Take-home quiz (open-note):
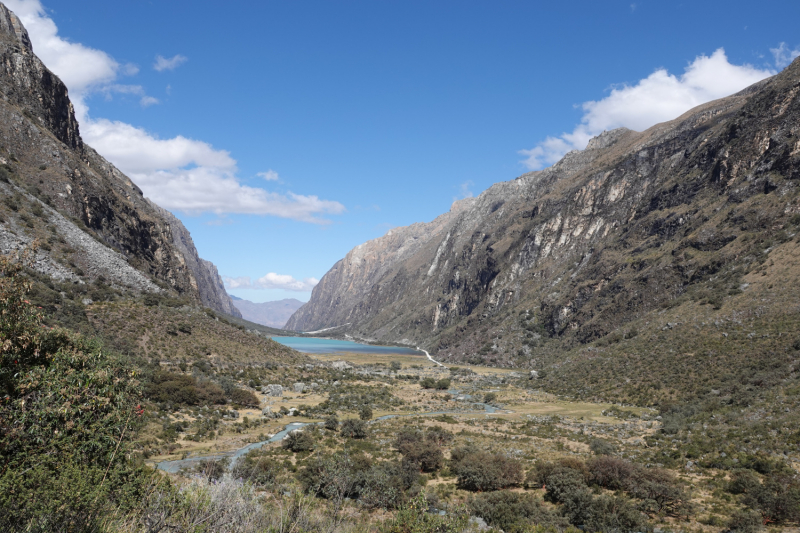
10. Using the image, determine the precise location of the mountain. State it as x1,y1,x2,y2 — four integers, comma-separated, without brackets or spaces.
230,297,304,329
0,4,240,318
287,55,800,374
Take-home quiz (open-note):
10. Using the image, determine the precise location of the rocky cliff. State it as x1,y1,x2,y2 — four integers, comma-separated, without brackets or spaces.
288,56,800,367
0,3,238,316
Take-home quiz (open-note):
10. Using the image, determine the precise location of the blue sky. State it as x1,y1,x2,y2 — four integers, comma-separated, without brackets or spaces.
6,0,800,302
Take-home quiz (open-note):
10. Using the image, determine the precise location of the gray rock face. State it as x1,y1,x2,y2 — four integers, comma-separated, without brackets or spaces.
263,384,283,397
0,5,234,312
293,382,305,393
284,56,800,366
148,202,242,317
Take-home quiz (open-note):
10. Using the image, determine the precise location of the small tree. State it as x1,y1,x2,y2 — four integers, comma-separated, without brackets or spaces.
341,419,368,439
359,405,373,420
420,377,436,389
434,378,451,390
284,430,315,452
324,415,340,431
390,361,402,371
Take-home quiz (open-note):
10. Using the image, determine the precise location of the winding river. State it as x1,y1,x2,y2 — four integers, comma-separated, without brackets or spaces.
156,392,504,474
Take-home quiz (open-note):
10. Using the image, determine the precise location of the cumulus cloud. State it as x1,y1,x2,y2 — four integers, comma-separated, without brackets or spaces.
5,0,156,119
520,49,775,170
7,0,344,223
100,84,159,107
258,170,280,181
771,42,800,69
154,54,187,72
224,274,319,292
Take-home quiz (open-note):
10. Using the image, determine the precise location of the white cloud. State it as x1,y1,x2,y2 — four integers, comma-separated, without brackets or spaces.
520,48,775,170
258,170,280,181
224,274,319,292
7,0,344,223
140,95,159,107
453,180,473,201
771,42,800,69
154,54,187,72
121,63,140,76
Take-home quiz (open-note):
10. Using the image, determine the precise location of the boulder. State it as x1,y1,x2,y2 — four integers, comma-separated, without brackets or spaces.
529,370,539,379
264,384,283,397
293,382,305,393
331,361,352,370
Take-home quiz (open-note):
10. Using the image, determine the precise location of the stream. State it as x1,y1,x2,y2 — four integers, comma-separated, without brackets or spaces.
156,392,504,474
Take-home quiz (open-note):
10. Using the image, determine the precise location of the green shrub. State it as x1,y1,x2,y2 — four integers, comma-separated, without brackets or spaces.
284,430,315,453
340,418,368,439
324,415,339,431
0,252,152,530
359,405,373,420
469,491,568,532
420,377,436,389
434,378,451,390
450,447,523,491
378,493,468,533
232,450,281,487
191,457,230,482
589,438,617,456
726,509,764,533
229,387,259,407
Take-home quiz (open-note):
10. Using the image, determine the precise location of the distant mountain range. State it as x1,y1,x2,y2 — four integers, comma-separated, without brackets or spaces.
230,296,304,329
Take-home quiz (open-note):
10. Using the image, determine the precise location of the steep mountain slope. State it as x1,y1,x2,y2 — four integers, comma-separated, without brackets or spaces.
230,296,304,328
288,56,800,373
0,3,239,317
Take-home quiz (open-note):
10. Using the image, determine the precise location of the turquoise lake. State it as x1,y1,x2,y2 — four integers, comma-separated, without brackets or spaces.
271,336,423,355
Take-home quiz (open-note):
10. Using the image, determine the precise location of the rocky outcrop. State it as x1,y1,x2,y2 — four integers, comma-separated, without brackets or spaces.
148,202,241,317
0,3,235,315
0,4,81,151
285,197,475,331
288,56,800,365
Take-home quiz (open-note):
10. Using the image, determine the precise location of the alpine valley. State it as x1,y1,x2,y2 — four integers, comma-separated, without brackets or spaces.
3,2,800,532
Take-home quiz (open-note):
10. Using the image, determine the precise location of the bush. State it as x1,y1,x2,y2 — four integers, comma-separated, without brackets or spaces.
580,494,648,533
434,378,451,390
229,388,259,408
360,461,417,510
0,252,152,530
587,455,635,490
738,473,800,524
284,430,315,453
451,448,523,491
324,415,339,431
340,419,368,439
589,438,617,456
145,370,226,406
395,431,443,473
192,458,230,482
359,405,373,420
727,509,764,533
469,491,568,532
728,469,761,495
379,493,468,533
232,451,281,487
483,392,497,403
420,377,436,389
